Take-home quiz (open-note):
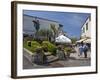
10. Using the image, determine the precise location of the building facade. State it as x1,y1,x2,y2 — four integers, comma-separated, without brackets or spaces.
76,16,91,44
81,16,91,39
23,14,63,41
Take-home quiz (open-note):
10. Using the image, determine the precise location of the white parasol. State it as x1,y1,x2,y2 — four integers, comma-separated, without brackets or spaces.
55,35,71,43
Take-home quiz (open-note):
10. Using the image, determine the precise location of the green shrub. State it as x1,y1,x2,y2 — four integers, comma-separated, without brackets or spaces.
42,41,56,54
24,41,34,54
31,41,41,46
64,47,73,53
32,46,42,52
25,41,57,54
27,41,31,47
42,46,48,52
24,41,42,53
64,47,73,57
31,41,41,52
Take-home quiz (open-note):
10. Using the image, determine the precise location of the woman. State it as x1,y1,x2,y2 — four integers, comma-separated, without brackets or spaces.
83,43,88,58
78,44,83,56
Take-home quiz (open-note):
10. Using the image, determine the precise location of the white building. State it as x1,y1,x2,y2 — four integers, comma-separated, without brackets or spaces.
77,16,91,43
81,16,91,39
23,14,62,39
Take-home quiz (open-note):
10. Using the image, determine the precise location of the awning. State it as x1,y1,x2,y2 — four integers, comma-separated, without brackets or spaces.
76,38,87,43
83,39,91,43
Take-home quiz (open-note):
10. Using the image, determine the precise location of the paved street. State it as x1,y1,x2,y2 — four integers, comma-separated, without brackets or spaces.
70,47,91,59
23,47,91,69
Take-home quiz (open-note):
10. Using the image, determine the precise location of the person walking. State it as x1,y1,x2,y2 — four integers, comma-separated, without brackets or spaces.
78,44,83,56
83,43,88,58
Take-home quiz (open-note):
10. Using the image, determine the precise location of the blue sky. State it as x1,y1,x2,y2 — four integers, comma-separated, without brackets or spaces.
23,10,90,39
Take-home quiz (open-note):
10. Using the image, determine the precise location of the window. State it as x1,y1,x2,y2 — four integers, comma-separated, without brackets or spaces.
83,27,85,33
86,23,88,31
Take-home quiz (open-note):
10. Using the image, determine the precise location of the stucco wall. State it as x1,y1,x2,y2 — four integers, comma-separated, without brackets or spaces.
81,17,91,38
23,15,60,35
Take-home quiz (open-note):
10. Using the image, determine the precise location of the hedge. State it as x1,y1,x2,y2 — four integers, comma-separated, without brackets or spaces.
41,41,56,54
23,41,41,53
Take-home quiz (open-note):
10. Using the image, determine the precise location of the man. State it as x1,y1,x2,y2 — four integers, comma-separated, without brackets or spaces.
83,43,88,58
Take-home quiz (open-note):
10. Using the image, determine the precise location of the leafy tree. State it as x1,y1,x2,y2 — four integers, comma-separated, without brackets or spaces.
50,24,57,41
37,29,53,41
70,37,78,44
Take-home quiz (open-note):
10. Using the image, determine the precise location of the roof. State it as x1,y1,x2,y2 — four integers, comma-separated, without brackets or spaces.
81,16,91,29
76,38,87,43
83,38,91,43
24,14,60,23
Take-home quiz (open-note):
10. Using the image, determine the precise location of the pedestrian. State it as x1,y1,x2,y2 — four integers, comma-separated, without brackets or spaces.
78,44,83,56
83,43,88,58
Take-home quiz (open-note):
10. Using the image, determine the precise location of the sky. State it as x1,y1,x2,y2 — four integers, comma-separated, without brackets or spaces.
23,10,90,39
